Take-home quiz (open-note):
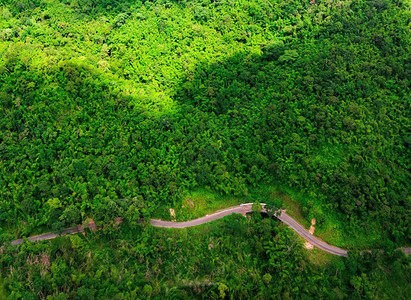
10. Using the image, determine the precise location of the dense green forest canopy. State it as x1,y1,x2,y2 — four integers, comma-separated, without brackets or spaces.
1,0,409,242
0,0,410,298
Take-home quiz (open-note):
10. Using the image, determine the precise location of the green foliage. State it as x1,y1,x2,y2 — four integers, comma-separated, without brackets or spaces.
262,40,285,60
0,0,409,297
60,205,81,226
0,276,7,300
1,214,410,299
252,202,263,214
265,198,282,217
1,0,409,244
218,283,228,298
278,49,298,63
143,284,152,297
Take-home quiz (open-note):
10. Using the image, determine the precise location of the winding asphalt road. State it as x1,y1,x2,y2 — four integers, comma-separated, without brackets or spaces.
10,203,411,257
150,204,349,257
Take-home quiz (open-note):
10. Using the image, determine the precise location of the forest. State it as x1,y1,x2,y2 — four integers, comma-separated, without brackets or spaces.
0,0,410,298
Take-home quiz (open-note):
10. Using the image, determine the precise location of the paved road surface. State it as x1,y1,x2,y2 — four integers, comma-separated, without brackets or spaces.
10,204,411,257
11,226,84,246
150,205,250,229
275,209,348,256
151,204,349,257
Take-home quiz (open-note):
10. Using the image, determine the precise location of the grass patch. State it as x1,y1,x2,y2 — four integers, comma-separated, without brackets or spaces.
260,184,387,250
152,189,246,222
153,185,390,251
285,227,342,266
175,190,246,221
306,247,341,266
269,189,311,229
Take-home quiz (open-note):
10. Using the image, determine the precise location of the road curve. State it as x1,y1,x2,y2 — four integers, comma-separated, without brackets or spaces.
150,205,250,229
275,209,348,256
9,204,411,257
150,204,349,257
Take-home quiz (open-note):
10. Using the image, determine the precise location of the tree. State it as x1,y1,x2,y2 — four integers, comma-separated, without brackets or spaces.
218,283,228,299
264,198,282,218
262,40,285,60
262,273,272,285
60,205,81,226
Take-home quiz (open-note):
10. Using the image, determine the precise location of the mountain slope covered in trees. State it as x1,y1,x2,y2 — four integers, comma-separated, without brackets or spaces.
0,0,410,298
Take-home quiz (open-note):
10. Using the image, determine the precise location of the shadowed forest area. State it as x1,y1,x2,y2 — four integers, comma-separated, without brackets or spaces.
0,0,410,298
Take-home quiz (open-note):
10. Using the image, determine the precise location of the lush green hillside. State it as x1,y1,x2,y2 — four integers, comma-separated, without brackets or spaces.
0,0,410,298
2,213,410,299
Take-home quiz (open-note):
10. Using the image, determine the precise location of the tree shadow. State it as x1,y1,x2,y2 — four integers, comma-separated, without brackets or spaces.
1,0,409,245
171,12,409,243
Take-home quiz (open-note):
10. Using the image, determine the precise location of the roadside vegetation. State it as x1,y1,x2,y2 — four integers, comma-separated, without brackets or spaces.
2,213,410,299
152,189,245,221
